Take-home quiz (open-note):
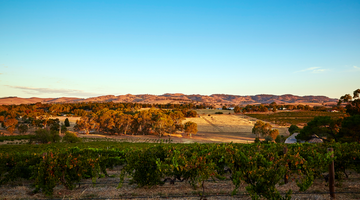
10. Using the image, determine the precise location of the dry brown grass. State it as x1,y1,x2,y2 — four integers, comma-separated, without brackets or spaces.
183,113,289,136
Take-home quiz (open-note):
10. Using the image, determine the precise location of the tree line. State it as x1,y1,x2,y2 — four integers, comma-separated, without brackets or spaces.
74,108,197,137
239,102,344,113
0,102,198,137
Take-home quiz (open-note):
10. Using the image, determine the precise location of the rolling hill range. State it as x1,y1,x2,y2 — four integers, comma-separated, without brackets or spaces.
0,94,338,105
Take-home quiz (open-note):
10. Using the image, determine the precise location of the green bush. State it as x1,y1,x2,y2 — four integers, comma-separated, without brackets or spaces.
289,124,300,134
275,135,287,143
264,136,274,142
215,112,223,114
121,145,166,187
62,132,82,143
61,125,67,133
31,129,61,144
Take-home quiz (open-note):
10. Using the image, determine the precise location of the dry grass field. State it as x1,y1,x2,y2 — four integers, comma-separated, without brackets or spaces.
178,109,289,143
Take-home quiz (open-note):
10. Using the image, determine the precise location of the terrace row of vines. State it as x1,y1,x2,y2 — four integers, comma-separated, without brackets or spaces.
1,142,359,199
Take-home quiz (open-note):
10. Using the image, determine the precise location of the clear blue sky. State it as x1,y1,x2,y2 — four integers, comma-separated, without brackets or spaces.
1,0,359,99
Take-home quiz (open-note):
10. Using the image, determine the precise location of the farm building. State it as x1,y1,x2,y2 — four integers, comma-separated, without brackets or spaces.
307,134,323,143
285,133,301,143
285,133,323,144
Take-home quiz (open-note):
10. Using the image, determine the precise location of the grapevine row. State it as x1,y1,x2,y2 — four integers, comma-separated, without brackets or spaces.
0,142,359,199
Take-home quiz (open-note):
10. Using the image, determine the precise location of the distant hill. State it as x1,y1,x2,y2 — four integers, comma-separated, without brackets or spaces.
0,93,338,106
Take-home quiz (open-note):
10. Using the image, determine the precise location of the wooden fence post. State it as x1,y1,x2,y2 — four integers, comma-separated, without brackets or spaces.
284,146,288,184
328,148,335,199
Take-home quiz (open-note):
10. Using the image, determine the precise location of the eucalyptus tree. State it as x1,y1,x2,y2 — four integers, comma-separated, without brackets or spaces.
184,121,198,138
133,110,152,135
169,110,185,131
296,116,341,142
252,121,276,139
152,113,169,137
74,114,97,134
234,106,241,114
338,89,360,116
118,114,133,135
3,118,18,135
17,124,29,134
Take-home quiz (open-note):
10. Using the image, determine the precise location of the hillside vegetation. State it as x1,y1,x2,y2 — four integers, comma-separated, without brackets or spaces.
245,111,346,126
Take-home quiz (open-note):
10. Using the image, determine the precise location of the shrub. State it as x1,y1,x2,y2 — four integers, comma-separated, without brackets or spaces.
264,136,274,142
186,110,198,118
61,125,67,133
215,112,223,114
31,129,61,144
121,146,166,187
18,124,29,134
62,132,82,143
50,123,60,132
275,135,287,143
289,124,300,134
64,118,70,127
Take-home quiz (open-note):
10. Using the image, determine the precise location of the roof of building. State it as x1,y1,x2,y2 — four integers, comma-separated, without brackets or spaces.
307,134,323,143
285,133,323,144
285,132,300,144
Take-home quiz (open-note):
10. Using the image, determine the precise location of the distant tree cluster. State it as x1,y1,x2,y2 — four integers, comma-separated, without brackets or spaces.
74,108,194,137
242,103,314,113
0,102,199,136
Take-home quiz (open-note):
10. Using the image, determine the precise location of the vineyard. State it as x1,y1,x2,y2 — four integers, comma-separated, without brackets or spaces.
0,135,33,142
245,111,346,126
1,142,359,199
